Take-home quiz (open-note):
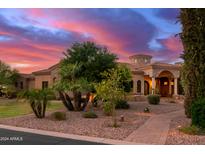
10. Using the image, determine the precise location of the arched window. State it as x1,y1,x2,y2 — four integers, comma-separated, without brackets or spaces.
137,80,141,93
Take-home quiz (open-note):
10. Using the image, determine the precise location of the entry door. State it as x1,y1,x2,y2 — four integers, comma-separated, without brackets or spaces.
160,77,169,97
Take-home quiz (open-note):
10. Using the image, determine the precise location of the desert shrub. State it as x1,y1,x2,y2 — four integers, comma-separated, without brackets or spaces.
52,111,66,121
191,98,205,128
115,100,130,109
82,111,98,118
147,94,160,105
103,101,113,116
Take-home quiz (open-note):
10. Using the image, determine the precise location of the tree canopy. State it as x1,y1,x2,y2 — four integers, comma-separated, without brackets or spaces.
62,41,118,83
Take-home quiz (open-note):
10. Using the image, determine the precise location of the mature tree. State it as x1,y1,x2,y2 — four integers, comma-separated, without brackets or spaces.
179,9,205,117
0,60,19,86
56,41,117,111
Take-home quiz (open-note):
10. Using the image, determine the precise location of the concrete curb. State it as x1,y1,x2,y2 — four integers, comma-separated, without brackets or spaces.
0,124,143,145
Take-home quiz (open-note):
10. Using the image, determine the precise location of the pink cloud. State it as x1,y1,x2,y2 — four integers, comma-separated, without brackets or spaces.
161,36,183,52
26,9,46,18
0,9,182,73
53,21,131,58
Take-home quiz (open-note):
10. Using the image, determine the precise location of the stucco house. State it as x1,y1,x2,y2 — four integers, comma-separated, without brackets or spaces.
128,54,181,97
15,54,182,97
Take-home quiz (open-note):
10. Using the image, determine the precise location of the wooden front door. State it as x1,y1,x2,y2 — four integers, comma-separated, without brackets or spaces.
160,77,169,97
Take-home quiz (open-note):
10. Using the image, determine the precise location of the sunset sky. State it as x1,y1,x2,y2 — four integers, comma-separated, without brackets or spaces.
0,8,183,73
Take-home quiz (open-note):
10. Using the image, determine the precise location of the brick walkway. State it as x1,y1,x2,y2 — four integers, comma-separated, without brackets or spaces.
125,109,184,144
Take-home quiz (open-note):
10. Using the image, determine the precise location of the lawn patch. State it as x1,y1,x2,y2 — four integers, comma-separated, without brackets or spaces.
0,99,64,118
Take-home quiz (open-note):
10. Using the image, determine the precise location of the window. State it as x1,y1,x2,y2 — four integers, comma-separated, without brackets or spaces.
20,82,23,89
42,81,49,89
15,82,18,88
137,80,141,93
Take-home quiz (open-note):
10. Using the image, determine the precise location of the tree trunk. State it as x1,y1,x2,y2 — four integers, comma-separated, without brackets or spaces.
59,91,74,111
37,101,42,118
73,91,82,111
30,101,43,118
64,93,75,110
30,101,40,118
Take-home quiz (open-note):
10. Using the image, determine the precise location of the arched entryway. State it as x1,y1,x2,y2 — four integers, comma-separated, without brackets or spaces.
159,77,169,97
157,70,174,97
144,81,150,95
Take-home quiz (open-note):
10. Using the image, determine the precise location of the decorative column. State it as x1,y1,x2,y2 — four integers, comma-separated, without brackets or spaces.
141,79,144,95
152,77,155,94
174,78,178,95
133,79,137,94
169,78,172,96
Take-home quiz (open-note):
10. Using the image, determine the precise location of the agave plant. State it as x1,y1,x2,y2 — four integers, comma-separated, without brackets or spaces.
18,89,54,118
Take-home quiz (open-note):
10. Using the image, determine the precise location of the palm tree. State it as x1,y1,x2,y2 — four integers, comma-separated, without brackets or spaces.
54,62,91,111
18,89,54,118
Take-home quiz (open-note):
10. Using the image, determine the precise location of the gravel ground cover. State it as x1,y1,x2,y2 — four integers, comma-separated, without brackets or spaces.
166,115,205,145
0,100,183,141
0,109,149,140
